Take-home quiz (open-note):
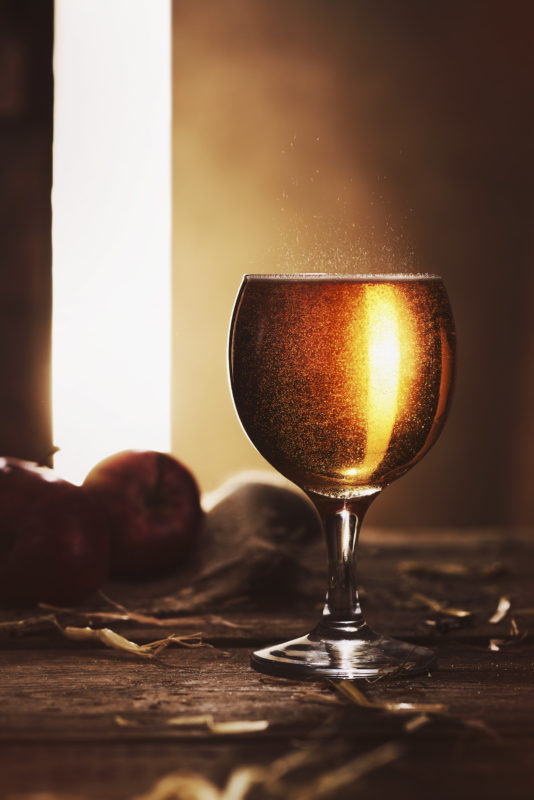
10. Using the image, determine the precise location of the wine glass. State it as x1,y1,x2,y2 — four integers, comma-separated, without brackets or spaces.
228,273,455,678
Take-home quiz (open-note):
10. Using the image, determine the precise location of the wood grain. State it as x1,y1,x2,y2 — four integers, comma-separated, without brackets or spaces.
0,529,532,800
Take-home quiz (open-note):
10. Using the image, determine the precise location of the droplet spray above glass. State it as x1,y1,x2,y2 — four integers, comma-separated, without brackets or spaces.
229,273,455,678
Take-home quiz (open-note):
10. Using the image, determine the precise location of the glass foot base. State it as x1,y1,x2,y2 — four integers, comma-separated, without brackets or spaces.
251,627,435,679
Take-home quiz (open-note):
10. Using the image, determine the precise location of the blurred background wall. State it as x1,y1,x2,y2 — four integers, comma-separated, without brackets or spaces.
1,1,532,527
172,0,534,526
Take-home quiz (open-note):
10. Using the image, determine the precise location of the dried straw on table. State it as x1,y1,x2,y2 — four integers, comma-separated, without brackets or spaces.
488,595,511,624
411,592,472,619
0,613,59,635
0,600,221,639
331,680,448,715
0,612,209,658
489,617,527,651
110,715,270,734
167,715,269,734
114,715,141,728
131,735,405,800
397,560,505,579
56,621,205,657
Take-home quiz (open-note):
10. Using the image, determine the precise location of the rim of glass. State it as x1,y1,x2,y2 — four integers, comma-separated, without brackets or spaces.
243,272,442,281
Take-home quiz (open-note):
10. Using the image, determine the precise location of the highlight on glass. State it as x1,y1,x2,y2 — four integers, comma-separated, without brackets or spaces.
229,273,455,678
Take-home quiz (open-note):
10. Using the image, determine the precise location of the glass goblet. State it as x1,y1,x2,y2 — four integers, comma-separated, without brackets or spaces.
229,273,455,678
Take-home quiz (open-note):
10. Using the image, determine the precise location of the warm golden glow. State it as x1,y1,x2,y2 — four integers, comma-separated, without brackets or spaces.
361,285,402,479
344,284,417,484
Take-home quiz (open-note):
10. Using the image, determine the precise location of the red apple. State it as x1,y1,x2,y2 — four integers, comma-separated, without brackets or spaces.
0,458,110,606
83,450,203,579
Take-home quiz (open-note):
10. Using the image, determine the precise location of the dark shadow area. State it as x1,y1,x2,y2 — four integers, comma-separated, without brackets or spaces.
0,0,54,464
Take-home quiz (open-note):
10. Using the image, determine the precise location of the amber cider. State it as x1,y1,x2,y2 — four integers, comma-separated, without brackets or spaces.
229,274,455,499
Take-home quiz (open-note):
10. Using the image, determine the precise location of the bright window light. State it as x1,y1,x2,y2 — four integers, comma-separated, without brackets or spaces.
52,0,171,484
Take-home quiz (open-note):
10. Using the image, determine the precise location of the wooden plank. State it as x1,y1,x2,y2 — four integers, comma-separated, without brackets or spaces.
0,529,532,799
0,643,532,741
1,734,532,800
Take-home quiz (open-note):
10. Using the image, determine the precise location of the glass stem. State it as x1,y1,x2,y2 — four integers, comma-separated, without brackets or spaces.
310,494,379,638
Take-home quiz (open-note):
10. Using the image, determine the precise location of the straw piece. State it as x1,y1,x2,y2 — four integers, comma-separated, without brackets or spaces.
114,715,141,727
488,596,511,624
489,617,526,651
290,741,404,800
166,715,269,734
398,560,505,579
412,592,472,618
57,621,204,658
0,614,57,634
332,681,448,714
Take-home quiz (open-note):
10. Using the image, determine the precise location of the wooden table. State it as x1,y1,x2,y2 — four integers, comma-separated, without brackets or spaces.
1,528,533,800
